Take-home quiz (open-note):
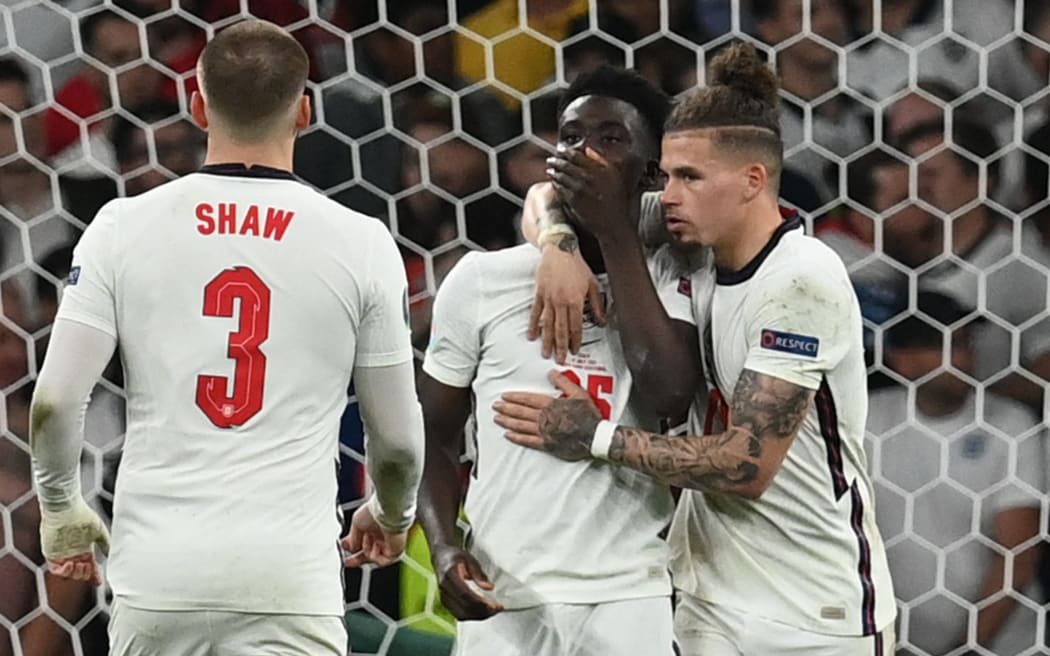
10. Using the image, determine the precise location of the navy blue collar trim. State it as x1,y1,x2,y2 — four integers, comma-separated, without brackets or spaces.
716,211,802,286
198,163,298,181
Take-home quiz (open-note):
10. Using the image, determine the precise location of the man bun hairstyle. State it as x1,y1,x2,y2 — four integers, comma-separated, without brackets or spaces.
666,42,783,181
199,19,309,143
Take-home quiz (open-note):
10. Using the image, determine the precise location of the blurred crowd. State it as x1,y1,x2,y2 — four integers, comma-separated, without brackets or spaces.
1,0,1049,654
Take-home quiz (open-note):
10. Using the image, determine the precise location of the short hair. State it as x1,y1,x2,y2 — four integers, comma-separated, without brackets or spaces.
557,65,671,148
896,118,1000,191
0,58,29,87
846,149,905,212
665,42,783,180
198,20,309,143
1024,120,1050,206
748,0,782,23
79,9,129,56
112,102,182,164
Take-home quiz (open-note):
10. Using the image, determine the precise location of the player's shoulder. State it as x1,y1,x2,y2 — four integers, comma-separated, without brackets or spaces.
761,226,852,288
982,392,1040,435
438,244,536,294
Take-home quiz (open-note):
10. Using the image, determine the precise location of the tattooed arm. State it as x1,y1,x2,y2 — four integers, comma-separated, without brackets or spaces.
496,369,813,499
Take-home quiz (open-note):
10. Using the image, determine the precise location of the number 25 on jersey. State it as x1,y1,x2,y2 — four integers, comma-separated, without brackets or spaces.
196,267,272,428
562,370,614,420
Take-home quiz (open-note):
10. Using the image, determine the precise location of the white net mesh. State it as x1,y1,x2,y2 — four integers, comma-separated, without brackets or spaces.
0,0,1047,654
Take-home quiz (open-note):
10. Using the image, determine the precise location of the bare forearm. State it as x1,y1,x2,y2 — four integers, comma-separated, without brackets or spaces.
598,231,698,417
609,425,762,494
974,545,1039,643
417,436,464,550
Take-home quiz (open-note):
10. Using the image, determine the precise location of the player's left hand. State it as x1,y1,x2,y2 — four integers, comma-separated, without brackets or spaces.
39,497,110,586
493,371,602,461
546,146,635,236
342,502,407,568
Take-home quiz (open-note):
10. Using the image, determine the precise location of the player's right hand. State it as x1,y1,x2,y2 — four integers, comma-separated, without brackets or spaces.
529,244,605,365
39,497,110,586
430,544,504,621
343,502,407,568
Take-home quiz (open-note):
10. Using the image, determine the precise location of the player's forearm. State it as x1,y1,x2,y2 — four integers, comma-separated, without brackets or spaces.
524,182,577,251
972,513,1041,644
30,390,87,512
417,433,465,550
597,229,698,417
355,362,425,533
607,425,765,497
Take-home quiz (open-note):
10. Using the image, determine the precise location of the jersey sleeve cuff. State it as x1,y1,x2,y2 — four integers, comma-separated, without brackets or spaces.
52,311,118,339
421,358,474,389
742,359,822,391
355,347,414,369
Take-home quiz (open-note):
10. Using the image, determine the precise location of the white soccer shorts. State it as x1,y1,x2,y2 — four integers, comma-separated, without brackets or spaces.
108,596,346,656
674,592,894,656
454,596,675,656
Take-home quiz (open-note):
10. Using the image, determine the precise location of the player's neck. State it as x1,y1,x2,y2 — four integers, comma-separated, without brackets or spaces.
712,199,783,273
203,136,296,174
915,385,968,417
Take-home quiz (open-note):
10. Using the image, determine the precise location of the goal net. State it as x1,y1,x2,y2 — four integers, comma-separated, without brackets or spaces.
0,0,1047,654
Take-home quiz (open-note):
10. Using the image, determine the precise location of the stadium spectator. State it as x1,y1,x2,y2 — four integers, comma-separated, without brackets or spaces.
456,0,589,108
870,291,1047,655
847,0,1039,126
0,57,42,159
899,120,1050,408
1023,1,1050,86
111,103,204,196
44,8,159,164
752,0,871,202
295,0,510,217
882,78,960,145
500,93,560,199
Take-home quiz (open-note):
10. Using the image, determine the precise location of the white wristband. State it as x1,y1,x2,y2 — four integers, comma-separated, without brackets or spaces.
538,222,577,247
590,420,618,460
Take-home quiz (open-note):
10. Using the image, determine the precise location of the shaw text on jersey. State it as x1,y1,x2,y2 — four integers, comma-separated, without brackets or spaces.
196,203,295,242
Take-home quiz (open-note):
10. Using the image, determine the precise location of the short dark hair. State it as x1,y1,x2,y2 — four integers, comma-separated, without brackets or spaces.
557,65,671,147
846,149,905,212
79,9,130,55
0,58,29,88
1024,120,1050,207
896,118,1000,191
199,20,309,143
886,291,980,349
665,42,783,180
112,102,183,164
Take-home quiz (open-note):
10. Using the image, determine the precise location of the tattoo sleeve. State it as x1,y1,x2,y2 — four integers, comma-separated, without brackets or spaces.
607,369,814,495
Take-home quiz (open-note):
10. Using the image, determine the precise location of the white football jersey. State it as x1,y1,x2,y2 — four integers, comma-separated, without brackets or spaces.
867,387,1047,655
423,243,693,609
668,217,896,636
57,164,414,615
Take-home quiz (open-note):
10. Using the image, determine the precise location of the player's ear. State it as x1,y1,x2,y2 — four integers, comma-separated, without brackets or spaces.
741,162,767,202
295,94,311,132
190,91,208,130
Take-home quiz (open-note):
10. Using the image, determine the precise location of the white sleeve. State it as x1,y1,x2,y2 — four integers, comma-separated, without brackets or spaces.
422,253,481,388
31,319,117,512
743,256,855,390
355,225,414,368
647,244,695,326
353,360,424,533
56,202,119,337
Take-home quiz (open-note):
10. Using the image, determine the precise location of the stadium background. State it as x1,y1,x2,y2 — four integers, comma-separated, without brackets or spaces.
0,0,1048,654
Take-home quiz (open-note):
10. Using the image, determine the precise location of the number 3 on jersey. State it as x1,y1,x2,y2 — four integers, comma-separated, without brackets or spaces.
196,267,271,428
562,370,614,420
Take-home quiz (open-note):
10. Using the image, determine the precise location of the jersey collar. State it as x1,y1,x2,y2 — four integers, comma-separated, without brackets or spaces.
198,163,298,181
716,208,802,286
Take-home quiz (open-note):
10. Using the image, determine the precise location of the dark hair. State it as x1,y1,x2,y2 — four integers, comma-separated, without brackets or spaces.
886,291,980,349
79,9,130,55
846,149,905,212
558,64,671,147
896,118,1000,191
1024,120,1050,207
665,42,783,178
0,58,29,87
199,20,309,142
37,244,75,304
111,102,183,164
748,0,782,23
